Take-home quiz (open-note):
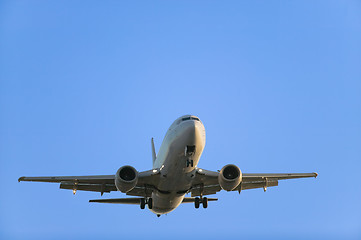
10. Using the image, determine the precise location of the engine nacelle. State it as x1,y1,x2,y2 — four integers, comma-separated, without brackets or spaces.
218,164,242,191
115,165,138,193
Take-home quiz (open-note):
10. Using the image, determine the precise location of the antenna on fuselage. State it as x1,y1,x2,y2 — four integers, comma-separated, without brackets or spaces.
151,138,156,165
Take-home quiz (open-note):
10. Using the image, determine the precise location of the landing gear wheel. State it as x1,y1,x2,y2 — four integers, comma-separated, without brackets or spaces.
148,198,153,209
202,197,208,208
140,198,145,209
194,197,200,209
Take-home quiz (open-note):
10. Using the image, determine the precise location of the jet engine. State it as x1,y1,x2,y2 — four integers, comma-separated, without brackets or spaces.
115,165,138,193
218,164,242,191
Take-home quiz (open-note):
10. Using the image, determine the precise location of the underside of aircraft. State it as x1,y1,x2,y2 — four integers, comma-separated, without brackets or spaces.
19,115,317,216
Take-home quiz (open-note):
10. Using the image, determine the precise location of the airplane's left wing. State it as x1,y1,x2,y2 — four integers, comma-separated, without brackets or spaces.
191,168,317,197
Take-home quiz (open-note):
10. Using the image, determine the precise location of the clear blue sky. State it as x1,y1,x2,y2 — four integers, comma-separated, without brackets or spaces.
1,1,360,240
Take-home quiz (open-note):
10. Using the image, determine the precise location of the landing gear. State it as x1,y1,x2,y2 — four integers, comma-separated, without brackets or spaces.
194,197,208,209
148,197,153,209
202,197,208,208
140,197,153,209
140,198,145,209
195,197,200,209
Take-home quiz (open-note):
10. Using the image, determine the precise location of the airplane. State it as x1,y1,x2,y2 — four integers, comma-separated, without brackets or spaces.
18,115,317,217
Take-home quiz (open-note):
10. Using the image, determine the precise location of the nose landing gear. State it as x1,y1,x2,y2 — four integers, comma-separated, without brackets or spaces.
185,145,196,156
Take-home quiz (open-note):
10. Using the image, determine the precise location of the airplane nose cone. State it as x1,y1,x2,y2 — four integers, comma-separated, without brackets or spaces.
183,120,197,134
182,120,206,146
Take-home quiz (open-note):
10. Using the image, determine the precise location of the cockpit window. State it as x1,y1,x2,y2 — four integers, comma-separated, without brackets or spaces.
182,117,200,121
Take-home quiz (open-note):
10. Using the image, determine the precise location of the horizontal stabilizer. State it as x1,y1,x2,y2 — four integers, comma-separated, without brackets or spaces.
89,198,141,204
182,197,218,203
89,197,218,204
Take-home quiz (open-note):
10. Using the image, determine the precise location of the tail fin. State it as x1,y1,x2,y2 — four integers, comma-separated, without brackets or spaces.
151,138,156,165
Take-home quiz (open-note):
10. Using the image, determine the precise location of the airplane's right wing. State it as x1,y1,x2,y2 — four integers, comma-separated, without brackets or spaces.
191,168,317,197
18,169,161,196
18,175,118,194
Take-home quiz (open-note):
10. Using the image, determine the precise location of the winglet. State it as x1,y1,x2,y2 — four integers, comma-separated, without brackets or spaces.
314,172,318,178
151,138,156,164
18,177,25,182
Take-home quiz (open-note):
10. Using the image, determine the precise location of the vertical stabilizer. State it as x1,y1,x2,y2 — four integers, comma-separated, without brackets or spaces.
151,138,156,165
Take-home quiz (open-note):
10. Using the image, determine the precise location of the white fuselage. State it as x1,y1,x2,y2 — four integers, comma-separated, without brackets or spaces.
150,115,206,214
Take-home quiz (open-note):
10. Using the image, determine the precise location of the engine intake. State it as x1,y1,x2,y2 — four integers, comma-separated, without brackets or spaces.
218,164,242,191
115,165,138,193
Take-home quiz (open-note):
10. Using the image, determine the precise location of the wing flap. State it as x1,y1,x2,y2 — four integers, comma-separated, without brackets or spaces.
60,182,117,193
240,179,278,190
191,185,221,197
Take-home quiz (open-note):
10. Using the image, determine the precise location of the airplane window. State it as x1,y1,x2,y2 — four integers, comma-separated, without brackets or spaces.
182,117,200,121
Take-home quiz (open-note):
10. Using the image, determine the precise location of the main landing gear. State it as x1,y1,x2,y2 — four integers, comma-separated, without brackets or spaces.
140,198,153,209
194,197,208,209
